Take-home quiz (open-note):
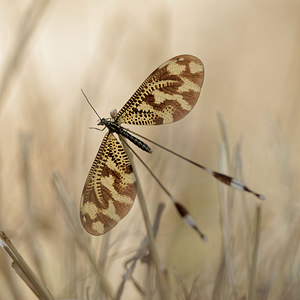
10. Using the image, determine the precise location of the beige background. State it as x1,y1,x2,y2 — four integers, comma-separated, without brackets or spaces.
0,1,299,299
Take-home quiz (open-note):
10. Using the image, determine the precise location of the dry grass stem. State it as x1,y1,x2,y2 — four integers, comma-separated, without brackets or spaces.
0,231,54,300
248,204,262,300
116,203,165,300
120,136,169,300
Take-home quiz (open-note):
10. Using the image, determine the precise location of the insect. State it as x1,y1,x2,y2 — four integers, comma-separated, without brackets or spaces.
80,54,264,238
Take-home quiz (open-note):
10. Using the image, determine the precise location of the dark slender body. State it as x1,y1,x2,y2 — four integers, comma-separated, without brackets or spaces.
98,118,152,153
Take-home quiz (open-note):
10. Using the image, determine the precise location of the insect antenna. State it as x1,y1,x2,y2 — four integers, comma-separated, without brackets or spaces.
121,138,207,241
81,89,102,119
124,128,265,200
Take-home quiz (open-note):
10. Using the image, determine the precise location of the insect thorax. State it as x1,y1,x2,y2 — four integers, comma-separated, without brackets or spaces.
97,118,152,153
98,118,120,133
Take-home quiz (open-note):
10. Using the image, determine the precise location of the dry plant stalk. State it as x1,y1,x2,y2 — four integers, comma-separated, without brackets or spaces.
120,136,169,300
0,231,54,300
213,114,264,300
248,204,262,300
115,202,165,300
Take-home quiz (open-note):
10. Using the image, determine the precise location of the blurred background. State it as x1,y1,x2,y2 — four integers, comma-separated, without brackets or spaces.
0,0,299,299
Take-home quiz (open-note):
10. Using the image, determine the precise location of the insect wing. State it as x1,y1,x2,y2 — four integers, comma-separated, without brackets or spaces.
80,132,136,235
116,54,204,125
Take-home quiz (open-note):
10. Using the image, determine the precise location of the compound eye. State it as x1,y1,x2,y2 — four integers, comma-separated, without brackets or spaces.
97,118,107,126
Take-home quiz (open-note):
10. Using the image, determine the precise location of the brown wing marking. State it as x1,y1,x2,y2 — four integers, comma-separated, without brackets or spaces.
80,132,136,235
116,54,204,125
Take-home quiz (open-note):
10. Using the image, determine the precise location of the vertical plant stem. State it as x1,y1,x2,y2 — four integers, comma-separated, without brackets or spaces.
248,204,262,300
218,132,236,287
119,136,168,300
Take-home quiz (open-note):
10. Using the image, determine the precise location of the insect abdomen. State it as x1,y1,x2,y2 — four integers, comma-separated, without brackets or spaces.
119,129,152,153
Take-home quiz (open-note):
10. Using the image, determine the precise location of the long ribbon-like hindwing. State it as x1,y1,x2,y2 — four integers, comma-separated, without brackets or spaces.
81,55,204,235
81,54,263,237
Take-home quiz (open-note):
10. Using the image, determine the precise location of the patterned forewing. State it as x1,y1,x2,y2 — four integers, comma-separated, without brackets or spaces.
80,132,136,235
116,55,204,125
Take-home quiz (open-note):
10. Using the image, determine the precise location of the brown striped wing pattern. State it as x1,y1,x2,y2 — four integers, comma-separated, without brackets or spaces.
80,132,136,235
81,55,204,235
115,55,204,126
